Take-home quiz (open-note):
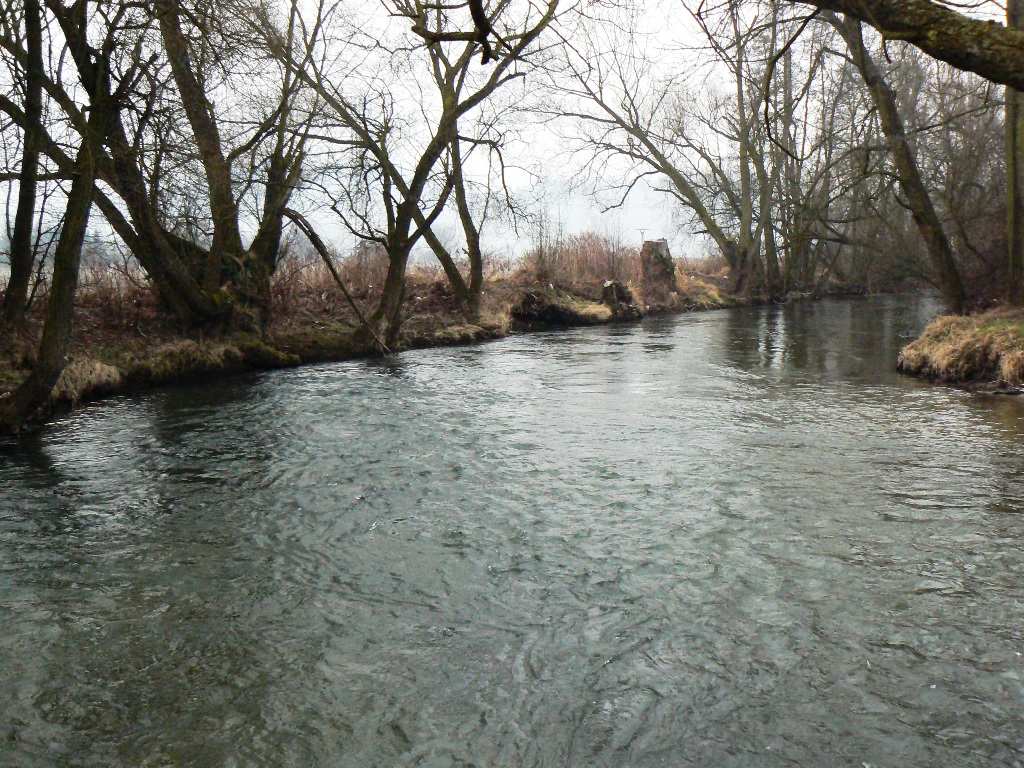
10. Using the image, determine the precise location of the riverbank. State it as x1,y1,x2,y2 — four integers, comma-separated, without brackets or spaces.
897,307,1024,392
0,272,737,431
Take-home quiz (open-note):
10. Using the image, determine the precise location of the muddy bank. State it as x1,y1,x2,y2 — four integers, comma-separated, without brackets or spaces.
1,263,889,432
0,277,739,432
897,308,1024,392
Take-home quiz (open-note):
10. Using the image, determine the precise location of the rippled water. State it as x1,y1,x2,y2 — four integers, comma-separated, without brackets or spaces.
3,296,1024,767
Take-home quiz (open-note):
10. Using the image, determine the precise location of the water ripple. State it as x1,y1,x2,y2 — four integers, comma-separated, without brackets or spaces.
2,297,1024,767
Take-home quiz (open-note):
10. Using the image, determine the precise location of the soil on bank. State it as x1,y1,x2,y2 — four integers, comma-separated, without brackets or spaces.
0,271,739,429
898,308,1024,392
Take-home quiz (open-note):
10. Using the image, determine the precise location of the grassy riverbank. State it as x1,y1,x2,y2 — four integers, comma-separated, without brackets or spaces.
898,308,1024,391
0,265,736,428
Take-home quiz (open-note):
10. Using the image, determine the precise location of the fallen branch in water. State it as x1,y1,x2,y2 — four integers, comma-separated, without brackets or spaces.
282,208,391,355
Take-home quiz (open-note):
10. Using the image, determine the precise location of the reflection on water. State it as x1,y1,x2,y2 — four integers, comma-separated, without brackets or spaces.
2,296,1024,767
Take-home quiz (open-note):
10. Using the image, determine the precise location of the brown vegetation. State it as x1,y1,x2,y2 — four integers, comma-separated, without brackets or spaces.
897,308,1024,389
0,232,737,428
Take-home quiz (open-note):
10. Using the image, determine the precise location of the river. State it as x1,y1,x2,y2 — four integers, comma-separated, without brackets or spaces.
2,296,1024,766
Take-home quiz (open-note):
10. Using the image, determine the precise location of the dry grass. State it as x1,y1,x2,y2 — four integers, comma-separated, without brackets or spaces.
52,359,123,404
3,243,730,398
518,232,735,313
507,285,615,329
521,232,642,300
128,339,248,381
268,231,730,330
0,358,29,395
898,308,1024,387
0,333,304,419
76,257,154,326
567,296,613,322
477,306,513,335
676,270,733,309
680,252,730,277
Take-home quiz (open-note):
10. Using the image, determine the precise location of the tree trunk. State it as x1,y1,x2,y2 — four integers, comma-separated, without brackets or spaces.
248,103,302,331
732,10,760,295
2,2,237,333
792,0,1024,91
156,0,245,294
1008,0,1024,303
372,241,411,349
102,126,229,328
729,244,755,296
421,139,485,321
781,43,798,292
452,141,485,320
763,211,782,298
1,0,44,332
833,14,966,313
0,124,98,432
423,229,473,314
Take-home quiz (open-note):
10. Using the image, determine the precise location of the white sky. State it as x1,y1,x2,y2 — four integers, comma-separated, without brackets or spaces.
0,0,1010,269
289,0,715,263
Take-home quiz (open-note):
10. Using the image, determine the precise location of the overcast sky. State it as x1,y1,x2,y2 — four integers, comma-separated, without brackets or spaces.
282,0,715,264
0,0,1009,271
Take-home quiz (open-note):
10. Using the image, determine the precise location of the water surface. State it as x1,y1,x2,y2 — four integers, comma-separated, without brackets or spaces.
2,296,1024,766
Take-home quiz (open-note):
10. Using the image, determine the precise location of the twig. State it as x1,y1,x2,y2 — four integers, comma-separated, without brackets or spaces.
282,208,391,354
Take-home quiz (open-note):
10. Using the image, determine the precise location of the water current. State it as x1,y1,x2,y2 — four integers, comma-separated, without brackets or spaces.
2,296,1024,766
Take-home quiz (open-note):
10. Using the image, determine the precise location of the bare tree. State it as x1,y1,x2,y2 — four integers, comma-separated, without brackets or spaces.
0,0,108,430
553,3,826,296
0,0,314,331
0,0,42,334
1008,0,1024,300
418,46,526,320
264,0,559,345
827,12,966,311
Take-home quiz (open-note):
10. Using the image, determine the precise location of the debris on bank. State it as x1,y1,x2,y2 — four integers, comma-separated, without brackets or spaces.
510,287,613,329
601,280,644,321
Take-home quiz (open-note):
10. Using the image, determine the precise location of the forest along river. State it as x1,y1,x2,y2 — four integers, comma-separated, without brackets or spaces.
2,295,1024,767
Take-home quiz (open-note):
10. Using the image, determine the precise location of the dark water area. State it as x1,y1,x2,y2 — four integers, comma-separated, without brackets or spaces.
2,296,1024,767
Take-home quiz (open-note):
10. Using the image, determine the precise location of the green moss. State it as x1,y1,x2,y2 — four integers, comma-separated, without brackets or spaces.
429,323,504,346
271,323,365,361
977,318,1024,343
0,366,28,396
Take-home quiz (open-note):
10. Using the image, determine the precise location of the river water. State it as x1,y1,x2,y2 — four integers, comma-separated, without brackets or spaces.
2,296,1024,767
